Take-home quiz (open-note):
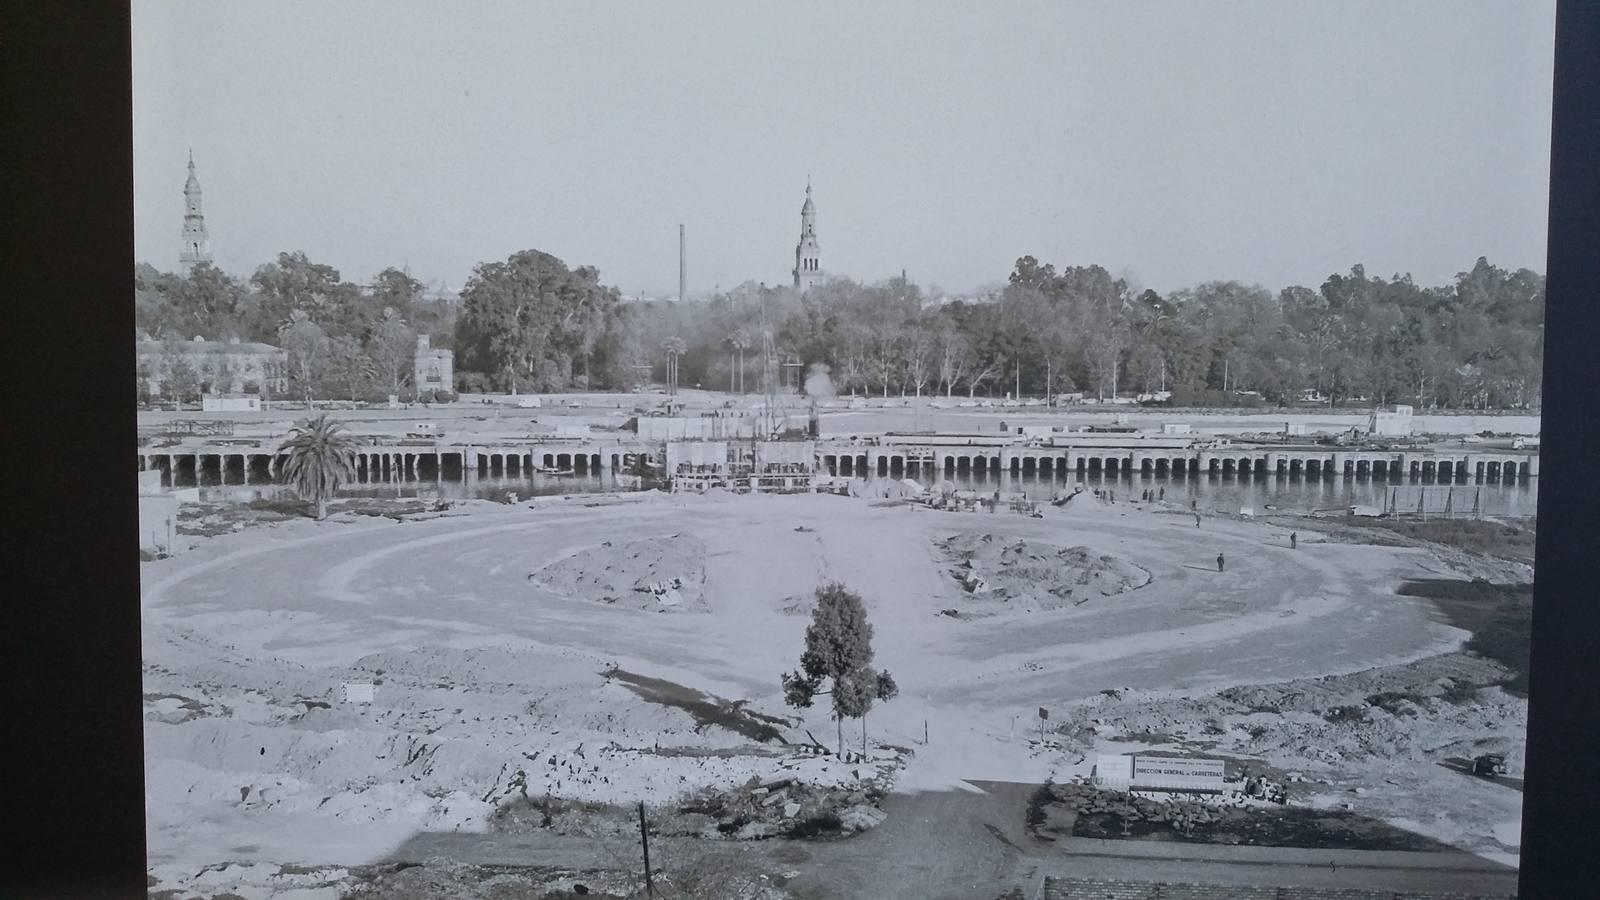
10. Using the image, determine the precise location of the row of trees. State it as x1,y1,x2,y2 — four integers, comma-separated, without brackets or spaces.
136,247,639,399
136,255,456,402
137,249,1544,409
623,256,1543,410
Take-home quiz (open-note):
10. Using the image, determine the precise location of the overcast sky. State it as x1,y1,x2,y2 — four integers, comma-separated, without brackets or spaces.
133,1,1555,297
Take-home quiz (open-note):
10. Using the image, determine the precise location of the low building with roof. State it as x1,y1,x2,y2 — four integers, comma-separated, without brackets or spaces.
136,336,288,398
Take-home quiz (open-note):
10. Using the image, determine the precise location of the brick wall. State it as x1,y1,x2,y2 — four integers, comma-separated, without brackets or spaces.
1039,878,1515,900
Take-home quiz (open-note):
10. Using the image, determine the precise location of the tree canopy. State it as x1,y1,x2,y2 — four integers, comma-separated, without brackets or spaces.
135,248,1544,410
454,249,628,393
618,255,1542,410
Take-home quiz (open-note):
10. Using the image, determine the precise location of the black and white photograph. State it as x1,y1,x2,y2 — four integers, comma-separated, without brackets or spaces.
99,1,1575,897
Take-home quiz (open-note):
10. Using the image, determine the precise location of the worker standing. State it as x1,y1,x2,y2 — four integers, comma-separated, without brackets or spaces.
1194,513,1202,528
1290,531,1298,549
1217,552,1226,572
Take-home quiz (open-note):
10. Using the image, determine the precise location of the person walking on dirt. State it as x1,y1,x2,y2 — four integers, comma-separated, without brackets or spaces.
1290,531,1298,549
1159,487,1165,501
1217,552,1226,572
1195,513,1202,528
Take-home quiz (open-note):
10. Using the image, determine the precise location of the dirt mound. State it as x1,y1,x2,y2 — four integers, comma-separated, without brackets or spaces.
1215,653,1512,716
532,534,709,612
1055,652,1526,771
938,533,1151,609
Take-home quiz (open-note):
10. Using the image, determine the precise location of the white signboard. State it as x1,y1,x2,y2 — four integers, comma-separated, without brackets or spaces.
1094,753,1134,787
342,682,375,704
1130,755,1226,791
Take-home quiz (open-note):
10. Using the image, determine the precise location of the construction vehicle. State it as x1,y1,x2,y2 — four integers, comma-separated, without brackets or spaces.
1472,753,1508,777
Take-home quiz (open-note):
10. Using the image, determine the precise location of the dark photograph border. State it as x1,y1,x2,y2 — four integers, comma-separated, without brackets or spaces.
5,3,1596,897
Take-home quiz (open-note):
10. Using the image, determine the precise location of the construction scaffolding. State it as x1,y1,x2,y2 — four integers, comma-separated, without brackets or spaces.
1384,485,1485,520
666,439,816,494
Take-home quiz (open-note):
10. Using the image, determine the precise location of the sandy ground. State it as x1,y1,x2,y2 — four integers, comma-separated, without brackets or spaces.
140,489,1520,898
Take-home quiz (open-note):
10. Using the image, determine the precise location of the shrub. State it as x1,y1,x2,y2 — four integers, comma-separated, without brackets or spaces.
455,371,494,394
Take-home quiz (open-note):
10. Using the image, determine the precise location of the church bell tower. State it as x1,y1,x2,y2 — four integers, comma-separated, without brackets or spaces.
179,150,213,274
792,179,820,291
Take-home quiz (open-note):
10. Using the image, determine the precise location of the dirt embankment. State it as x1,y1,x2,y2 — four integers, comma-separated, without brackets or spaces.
1279,514,1534,694
1053,653,1524,772
150,853,795,900
1289,517,1534,584
339,855,792,900
938,533,1152,611
1038,651,1526,856
141,632,873,899
1033,782,1449,851
531,535,710,612
176,497,471,543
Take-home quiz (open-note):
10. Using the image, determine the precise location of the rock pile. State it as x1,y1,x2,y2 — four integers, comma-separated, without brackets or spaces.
938,533,1152,610
1045,783,1243,837
531,535,709,612
672,772,891,840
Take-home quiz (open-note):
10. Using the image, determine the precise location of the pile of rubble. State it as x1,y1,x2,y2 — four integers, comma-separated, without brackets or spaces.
670,772,891,841
531,534,709,612
637,575,688,607
938,533,1152,610
1043,782,1244,837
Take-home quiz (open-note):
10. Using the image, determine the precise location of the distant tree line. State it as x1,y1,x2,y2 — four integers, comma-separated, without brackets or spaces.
135,248,641,401
136,250,1543,409
631,255,1543,410
136,254,459,403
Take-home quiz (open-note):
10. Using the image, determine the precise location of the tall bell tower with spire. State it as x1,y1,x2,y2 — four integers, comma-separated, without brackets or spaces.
179,150,212,274
792,178,820,291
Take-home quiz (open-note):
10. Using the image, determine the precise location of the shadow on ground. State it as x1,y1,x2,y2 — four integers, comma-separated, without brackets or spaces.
1031,781,1519,858
607,668,791,743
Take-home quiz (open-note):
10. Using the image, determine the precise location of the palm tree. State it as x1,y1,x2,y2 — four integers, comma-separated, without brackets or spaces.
660,336,686,395
278,414,357,520
729,329,751,393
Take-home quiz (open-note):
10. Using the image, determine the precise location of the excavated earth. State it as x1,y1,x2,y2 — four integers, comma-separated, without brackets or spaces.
938,532,1153,610
530,534,710,612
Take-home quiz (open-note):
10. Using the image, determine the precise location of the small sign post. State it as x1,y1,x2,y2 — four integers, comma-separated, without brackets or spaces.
638,801,655,899
1038,706,1048,743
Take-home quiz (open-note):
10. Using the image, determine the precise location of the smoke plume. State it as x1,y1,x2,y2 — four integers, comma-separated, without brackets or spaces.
804,363,836,400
